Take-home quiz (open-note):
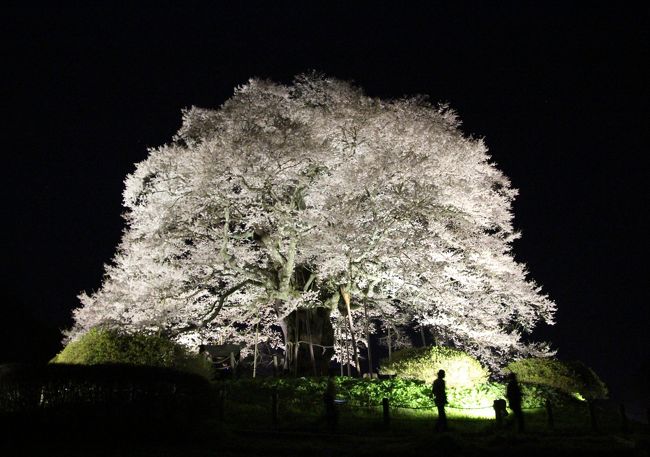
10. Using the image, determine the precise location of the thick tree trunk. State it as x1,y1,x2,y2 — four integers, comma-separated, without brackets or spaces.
253,318,259,378
306,311,317,376
340,287,361,375
283,307,334,376
274,301,290,371
363,298,373,376
338,325,344,376
294,311,299,377
344,323,351,376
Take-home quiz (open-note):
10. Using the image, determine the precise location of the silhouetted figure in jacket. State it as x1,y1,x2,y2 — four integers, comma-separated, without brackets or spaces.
506,372,524,432
324,375,338,431
432,369,448,431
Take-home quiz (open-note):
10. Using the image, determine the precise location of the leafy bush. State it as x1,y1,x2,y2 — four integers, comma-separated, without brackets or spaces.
219,376,556,410
447,382,504,409
379,346,489,388
222,376,433,409
507,358,607,400
338,377,432,408
0,363,213,439
51,328,213,379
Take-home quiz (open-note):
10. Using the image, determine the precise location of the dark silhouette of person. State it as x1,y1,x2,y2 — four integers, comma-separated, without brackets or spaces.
506,372,524,432
493,398,508,426
432,369,448,431
323,374,338,431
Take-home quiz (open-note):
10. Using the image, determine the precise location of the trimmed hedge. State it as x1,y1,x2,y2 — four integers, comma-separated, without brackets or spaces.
507,358,608,400
379,346,489,388
0,363,214,439
0,362,212,410
51,328,213,379
220,376,568,411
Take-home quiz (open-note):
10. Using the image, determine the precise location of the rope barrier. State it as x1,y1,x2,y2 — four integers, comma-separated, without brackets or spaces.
292,341,335,349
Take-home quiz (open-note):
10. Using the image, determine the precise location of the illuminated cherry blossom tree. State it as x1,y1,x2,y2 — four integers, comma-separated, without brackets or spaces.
69,74,555,371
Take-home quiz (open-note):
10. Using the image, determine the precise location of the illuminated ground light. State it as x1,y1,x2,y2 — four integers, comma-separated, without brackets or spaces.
447,406,496,419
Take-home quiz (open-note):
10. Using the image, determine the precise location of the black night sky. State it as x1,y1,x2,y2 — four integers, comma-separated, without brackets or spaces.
3,4,648,413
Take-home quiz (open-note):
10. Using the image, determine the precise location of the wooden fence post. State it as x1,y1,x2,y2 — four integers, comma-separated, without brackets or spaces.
545,399,554,430
271,389,279,427
493,399,506,427
324,391,337,432
588,401,598,433
217,388,225,421
253,319,259,378
383,397,390,427
620,403,628,433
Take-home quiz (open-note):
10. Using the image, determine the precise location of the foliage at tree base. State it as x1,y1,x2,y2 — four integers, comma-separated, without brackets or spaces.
379,346,489,388
0,362,214,437
507,358,608,400
219,375,577,411
50,328,213,378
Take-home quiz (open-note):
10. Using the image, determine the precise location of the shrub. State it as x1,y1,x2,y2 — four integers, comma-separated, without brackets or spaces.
0,363,213,439
447,382,504,409
379,346,489,388
221,376,435,409
51,328,213,379
507,358,607,400
218,376,560,413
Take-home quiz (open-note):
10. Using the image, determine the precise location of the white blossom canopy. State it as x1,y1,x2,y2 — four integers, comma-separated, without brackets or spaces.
70,74,555,367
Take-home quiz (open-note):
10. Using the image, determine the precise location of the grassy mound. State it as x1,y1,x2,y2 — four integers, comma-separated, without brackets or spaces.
507,358,607,400
379,346,489,388
51,328,213,379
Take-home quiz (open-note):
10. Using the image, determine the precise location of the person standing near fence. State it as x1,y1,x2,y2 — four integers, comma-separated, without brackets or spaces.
506,372,524,432
324,374,338,431
432,369,448,431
